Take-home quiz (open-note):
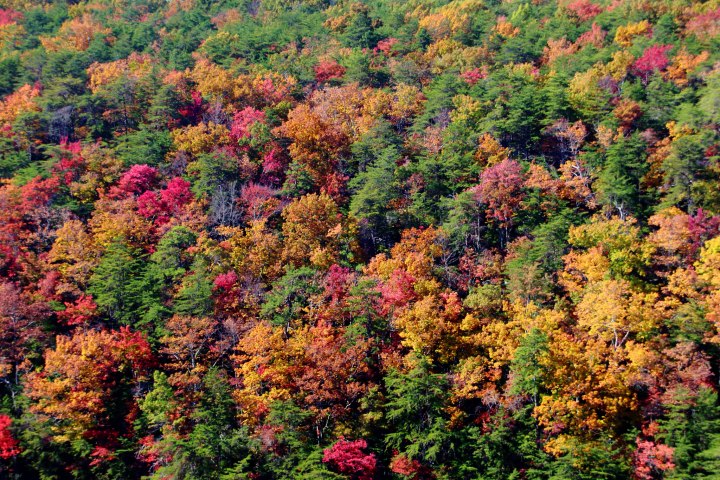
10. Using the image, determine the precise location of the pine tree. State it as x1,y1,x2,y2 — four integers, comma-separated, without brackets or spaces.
349,146,401,252
661,132,717,213
510,328,549,406
343,8,379,49
138,226,197,336
597,133,649,217
173,257,214,318
384,356,451,469
660,387,720,479
261,267,322,335
88,238,147,326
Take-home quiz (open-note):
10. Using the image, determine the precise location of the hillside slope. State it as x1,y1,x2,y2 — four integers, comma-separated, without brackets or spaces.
0,0,720,478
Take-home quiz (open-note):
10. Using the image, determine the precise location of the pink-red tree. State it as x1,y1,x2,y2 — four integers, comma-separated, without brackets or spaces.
632,45,673,83
137,177,193,224
230,107,266,142
632,438,675,479
113,164,159,197
0,9,22,26
239,183,280,222
314,61,346,83
567,0,603,21
473,159,525,245
0,415,19,459
323,437,377,480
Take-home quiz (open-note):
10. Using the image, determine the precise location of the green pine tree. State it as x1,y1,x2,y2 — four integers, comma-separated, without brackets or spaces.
88,238,147,326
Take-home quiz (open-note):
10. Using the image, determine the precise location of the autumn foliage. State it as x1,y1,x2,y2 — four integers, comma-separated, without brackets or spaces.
0,0,719,479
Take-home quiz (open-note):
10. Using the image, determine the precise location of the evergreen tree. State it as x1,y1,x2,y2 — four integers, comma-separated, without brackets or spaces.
349,146,402,252
343,8,380,49
261,267,322,335
510,328,549,406
597,133,649,217
661,387,720,479
661,132,719,213
140,226,197,335
173,257,214,319
116,126,173,167
88,238,147,326
187,150,240,198
384,356,452,470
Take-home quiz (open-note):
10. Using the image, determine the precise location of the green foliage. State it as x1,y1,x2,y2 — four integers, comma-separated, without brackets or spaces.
505,213,574,302
342,9,380,49
258,400,340,479
116,127,172,167
481,68,546,156
548,438,631,480
219,10,326,66
661,131,720,212
661,387,720,479
454,407,552,479
88,238,147,326
158,9,213,69
0,54,21,97
173,257,215,318
698,71,720,125
140,226,198,334
0,137,29,178
261,267,322,333
384,356,451,466
139,371,174,430
146,369,259,480
510,328,549,405
596,133,649,216
350,145,403,251
187,150,240,197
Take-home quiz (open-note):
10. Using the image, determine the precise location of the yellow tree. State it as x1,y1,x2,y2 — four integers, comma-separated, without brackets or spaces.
281,193,358,269
47,219,100,294
88,197,155,249
231,321,305,426
171,122,231,156
219,220,283,287
40,13,111,52
0,83,41,128
695,237,720,342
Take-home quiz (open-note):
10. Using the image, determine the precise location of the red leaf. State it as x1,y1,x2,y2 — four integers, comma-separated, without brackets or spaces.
322,437,376,480
0,415,20,459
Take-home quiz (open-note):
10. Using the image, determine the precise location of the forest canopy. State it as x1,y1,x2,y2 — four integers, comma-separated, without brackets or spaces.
0,0,720,478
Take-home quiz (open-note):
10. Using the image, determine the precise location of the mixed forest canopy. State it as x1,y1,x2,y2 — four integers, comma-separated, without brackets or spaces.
0,0,720,478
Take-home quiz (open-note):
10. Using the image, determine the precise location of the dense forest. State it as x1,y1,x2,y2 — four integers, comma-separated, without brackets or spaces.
0,0,719,478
